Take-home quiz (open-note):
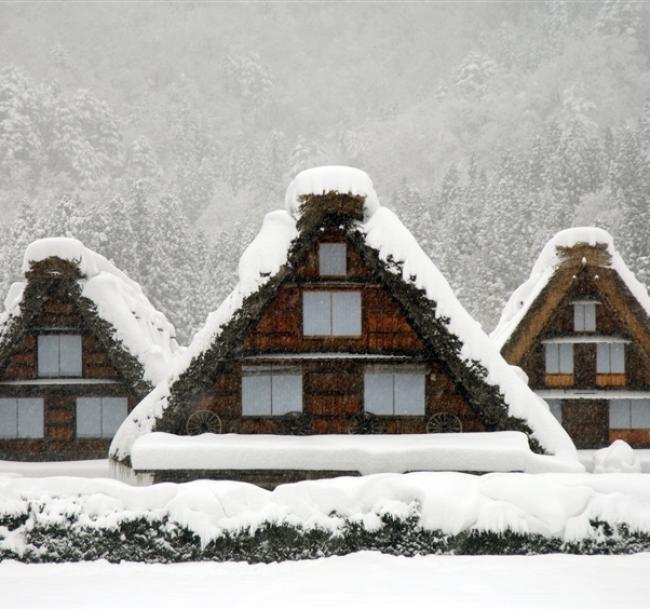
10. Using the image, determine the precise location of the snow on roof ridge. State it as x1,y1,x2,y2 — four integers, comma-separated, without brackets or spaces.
111,176,579,465
10,237,179,387
285,166,380,219
491,226,650,350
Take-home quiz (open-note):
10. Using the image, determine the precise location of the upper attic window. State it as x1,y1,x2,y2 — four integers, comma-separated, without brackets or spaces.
573,301,596,332
38,334,82,377
319,243,347,277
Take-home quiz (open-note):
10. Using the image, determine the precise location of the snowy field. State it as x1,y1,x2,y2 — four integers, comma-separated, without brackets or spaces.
2,551,650,609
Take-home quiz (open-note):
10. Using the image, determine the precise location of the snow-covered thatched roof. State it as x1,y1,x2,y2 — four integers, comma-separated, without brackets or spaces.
491,227,650,351
0,237,178,388
111,166,578,466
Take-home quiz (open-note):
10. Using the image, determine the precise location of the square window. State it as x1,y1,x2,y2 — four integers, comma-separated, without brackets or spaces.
303,291,361,337
241,367,302,416
364,367,425,416
319,243,347,276
545,343,573,374
38,335,82,377
76,397,128,438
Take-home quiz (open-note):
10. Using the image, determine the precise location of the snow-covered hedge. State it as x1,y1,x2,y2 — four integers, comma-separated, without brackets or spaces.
2,472,650,562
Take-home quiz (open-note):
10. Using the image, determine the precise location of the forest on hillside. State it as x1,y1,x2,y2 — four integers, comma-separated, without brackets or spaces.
0,1,649,341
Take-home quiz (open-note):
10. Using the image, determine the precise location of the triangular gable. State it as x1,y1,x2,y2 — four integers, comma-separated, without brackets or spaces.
112,167,576,465
492,228,650,367
0,238,178,397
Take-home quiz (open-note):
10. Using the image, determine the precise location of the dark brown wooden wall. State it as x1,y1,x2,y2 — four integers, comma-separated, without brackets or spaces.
191,361,484,435
0,280,137,460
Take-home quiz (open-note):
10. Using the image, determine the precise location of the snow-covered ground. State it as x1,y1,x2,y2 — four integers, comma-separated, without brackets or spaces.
2,551,650,608
0,459,108,478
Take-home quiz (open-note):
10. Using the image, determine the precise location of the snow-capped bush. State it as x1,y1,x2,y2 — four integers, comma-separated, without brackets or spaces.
594,440,642,474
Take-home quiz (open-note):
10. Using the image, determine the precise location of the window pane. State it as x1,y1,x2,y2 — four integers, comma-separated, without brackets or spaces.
559,344,573,374
17,398,43,438
611,343,625,374
545,344,558,373
271,374,302,415
242,373,272,415
364,371,394,415
0,398,17,438
609,399,630,429
332,292,361,336
546,399,562,423
394,373,425,415
303,292,331,336
597,343,610,373
574,304,585,331
101,397,128,437
59,335,82,377
584,303,596,331
38,335,60,377
319,243,347,276
631,399,650,429
76,397,102,437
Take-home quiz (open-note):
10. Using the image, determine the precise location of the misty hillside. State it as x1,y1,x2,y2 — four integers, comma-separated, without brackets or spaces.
0,1,649,341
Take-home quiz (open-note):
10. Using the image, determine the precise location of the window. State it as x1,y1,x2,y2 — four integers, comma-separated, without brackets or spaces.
241,366,302,416
319,243,347,276
38,335,82,377
597,343,625,374
364,367,425,415
573,302,596,332
0,398,44,438
303,291,361,336
546,399,563,423
544,343,573,374
76,397,128,438
609,399,650,429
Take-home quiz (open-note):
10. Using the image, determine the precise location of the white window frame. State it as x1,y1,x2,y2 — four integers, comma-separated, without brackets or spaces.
75,396,129,438
241,366,303,416
597,343,625,374
363,366,426,416
609,399,650,429
573,301,597,332
303,291,362,337
37,334,82,378
319,243,347,277
0,397,44,438
544,343,573,374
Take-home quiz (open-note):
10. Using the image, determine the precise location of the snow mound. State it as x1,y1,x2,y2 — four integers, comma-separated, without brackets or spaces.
2,472,650,550
6,237,179,386
594,441,641,474
491,227,650,349
285,166,380,219
130,431,582,475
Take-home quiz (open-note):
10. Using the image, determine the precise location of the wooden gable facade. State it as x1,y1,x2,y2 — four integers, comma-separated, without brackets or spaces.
499,241,650,449
0,257,152,460
120,190,561,487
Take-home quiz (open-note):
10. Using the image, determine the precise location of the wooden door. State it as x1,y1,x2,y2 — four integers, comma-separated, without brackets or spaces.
562,399,609,449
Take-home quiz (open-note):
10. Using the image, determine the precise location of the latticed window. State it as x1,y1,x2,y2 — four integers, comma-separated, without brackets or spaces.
241,366,302,416
76,397,128,438
0,398,44,438
363,366,425,416
37,334,82,377
303,291,361,336
573,302,596,332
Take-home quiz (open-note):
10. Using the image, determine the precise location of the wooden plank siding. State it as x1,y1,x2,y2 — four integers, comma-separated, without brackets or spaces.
0,285,138,461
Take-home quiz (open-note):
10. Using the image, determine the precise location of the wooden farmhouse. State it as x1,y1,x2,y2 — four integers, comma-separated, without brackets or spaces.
111,166,578,485
492,228,650,450
0,238,178,461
